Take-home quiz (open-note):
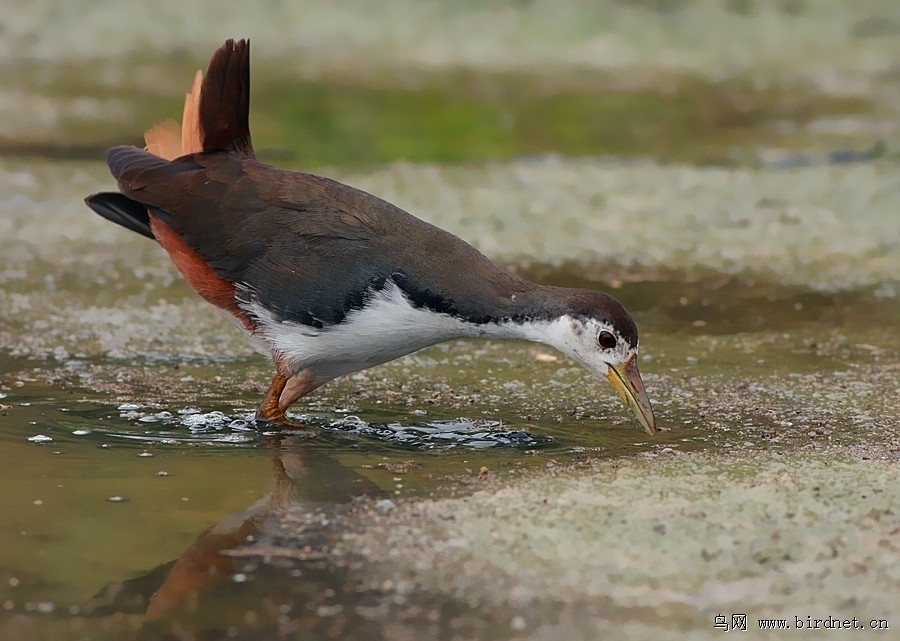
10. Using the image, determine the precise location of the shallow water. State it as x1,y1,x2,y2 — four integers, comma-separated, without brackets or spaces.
2,263,897,637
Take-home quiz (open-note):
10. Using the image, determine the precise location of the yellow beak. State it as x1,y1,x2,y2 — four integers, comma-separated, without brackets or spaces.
606,355,656,434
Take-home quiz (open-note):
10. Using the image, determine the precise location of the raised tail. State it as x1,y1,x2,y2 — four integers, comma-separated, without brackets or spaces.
198,38,253,155
87,39,253,239
143,38,253,159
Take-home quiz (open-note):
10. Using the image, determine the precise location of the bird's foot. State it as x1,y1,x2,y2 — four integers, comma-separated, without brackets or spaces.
254,407,318,435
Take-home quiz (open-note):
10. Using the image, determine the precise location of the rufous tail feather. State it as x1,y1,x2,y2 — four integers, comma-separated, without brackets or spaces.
144,70,204,160
181,70,204,155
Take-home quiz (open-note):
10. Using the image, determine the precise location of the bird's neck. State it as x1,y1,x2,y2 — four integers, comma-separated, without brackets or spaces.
456,282,582,347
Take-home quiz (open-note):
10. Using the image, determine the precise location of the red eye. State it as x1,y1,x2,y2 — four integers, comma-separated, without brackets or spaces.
598,331,617,349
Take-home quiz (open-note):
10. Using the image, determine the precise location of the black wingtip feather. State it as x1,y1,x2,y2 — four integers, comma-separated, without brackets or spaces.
85,192,155,240
105,145,168,180
199,38,253,155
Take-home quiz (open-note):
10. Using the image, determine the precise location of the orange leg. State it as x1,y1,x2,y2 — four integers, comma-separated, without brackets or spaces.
257,372,288,422
256,369,320,430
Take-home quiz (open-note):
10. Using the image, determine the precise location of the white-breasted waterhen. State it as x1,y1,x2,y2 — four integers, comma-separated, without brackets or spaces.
85,39,656,434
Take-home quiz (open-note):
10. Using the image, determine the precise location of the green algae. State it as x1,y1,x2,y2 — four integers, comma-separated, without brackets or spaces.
253,71,877,166
0,59,879,166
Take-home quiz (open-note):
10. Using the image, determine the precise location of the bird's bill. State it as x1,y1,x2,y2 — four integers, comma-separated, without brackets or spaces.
606,355,656,435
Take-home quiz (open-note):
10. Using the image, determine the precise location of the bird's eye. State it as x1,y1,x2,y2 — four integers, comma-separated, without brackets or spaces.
598,330,617,349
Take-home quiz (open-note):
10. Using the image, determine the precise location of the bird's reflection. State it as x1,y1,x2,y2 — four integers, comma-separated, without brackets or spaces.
86,434,385,634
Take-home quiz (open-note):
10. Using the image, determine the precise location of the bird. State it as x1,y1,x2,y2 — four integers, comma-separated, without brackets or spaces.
85,39,656,435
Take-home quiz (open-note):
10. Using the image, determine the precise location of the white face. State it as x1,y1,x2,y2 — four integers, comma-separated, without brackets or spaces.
537,316,636,377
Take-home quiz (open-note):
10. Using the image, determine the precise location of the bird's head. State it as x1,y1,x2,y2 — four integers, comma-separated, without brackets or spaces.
531,288,656,434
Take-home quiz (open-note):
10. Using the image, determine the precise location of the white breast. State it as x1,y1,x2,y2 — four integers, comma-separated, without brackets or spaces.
241,281,508,383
